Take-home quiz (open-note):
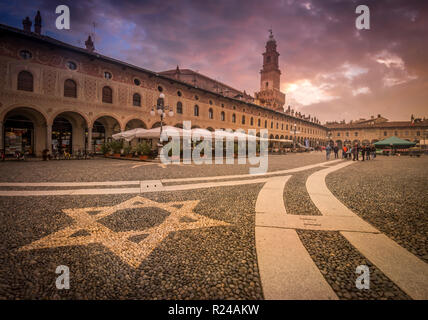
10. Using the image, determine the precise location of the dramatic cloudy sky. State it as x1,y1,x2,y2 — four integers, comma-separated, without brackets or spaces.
1,0,427,122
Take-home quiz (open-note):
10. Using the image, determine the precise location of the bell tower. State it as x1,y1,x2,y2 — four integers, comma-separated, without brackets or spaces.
255,30,285,111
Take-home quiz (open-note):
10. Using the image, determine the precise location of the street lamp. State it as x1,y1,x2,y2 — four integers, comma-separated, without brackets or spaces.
293,123,297,151
327,131,332,146
150,93,174,157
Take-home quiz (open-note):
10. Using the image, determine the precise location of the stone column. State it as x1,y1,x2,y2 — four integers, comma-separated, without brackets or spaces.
46,124,52,154
0,121,3,151
87,127,93,153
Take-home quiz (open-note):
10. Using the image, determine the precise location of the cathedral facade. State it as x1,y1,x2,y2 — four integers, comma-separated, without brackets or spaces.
0,13,329,156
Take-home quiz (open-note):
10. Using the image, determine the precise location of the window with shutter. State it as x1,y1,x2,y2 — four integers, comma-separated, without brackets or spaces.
102,86,113,103
17,71,33,92
176,102,183,114
133,93,141,106
64,79,77,98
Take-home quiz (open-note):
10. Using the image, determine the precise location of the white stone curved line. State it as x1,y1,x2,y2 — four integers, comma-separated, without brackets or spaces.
0,177,271,197
0,159,343,187
255,176,338,300
305,161,428,300
0,181,140,187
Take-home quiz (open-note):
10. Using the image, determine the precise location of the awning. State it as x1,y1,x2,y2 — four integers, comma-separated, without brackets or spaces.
374,136,416,147
112,127,292,143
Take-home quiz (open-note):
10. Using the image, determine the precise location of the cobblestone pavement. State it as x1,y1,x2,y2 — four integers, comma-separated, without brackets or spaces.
0,152,326,182
0,186,264,299
283,167,322,216
0,154,426,299
326,156,428,263
297,230,410,300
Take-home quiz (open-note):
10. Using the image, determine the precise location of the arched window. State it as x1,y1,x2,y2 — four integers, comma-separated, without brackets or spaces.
194,105,199,116
176,101,183,114
102,86,112,103
232,113,236,123
242,115,245,125
64,79,77,98
17,71,33,92
250,117,254,126
264,120,267,128
208,108,213,119
271,122,273,129
133,93,141,106
258,119,261,127
221,111,225,121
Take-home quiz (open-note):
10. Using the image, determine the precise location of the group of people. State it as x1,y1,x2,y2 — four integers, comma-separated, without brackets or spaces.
325,143,376,161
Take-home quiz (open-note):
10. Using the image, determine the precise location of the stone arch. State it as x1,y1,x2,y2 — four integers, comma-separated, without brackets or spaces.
50,109,90,127
91,115,122,153
52,111,88,154
206,127,215,132
91,113,123,130
151,122,162,128
0,103,49,124
125,119,147,130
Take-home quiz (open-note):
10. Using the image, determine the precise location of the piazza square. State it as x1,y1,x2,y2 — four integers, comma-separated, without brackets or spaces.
0,0,427,308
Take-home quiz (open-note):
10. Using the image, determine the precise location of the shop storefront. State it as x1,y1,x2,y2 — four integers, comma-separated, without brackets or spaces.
4,115,34,156
92,121,106,154
52,117,72,154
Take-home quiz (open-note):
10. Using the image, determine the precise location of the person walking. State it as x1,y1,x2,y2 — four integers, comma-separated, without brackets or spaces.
371,144,376,159
326,144,332,160
333,145,339,159
352,144,358,161
361,145,366,161
342,145,347,159
366,145,370,160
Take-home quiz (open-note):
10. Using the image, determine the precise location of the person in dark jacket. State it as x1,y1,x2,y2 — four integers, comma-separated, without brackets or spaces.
352,144,359,161
333,145,339,159
361,145,366,161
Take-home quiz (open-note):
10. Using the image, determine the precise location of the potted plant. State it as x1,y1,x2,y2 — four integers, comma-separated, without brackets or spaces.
100,142,110,156
110,140,123,157
123,145,133,158
137,142,151,160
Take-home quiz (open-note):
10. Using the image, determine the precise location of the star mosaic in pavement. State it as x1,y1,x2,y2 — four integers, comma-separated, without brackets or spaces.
19,196,230,268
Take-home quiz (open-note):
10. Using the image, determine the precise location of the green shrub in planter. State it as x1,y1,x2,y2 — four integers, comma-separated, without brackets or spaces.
110,140,123,154
100,142,110,155
142,143,152,156
136,142,152,156
123,145,132,155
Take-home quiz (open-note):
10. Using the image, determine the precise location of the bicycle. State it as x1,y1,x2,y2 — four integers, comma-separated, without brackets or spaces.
14,151,25,161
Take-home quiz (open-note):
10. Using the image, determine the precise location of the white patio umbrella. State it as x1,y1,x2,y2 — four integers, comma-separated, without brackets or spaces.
112,128,145,141
112,126,183,141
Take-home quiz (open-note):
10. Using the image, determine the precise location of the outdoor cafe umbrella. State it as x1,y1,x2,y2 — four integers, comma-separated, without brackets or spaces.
112,126,183,141
374,136,416,147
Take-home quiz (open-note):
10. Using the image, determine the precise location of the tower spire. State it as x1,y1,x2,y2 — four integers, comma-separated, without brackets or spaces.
254,30,285,112
34,10,42,35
